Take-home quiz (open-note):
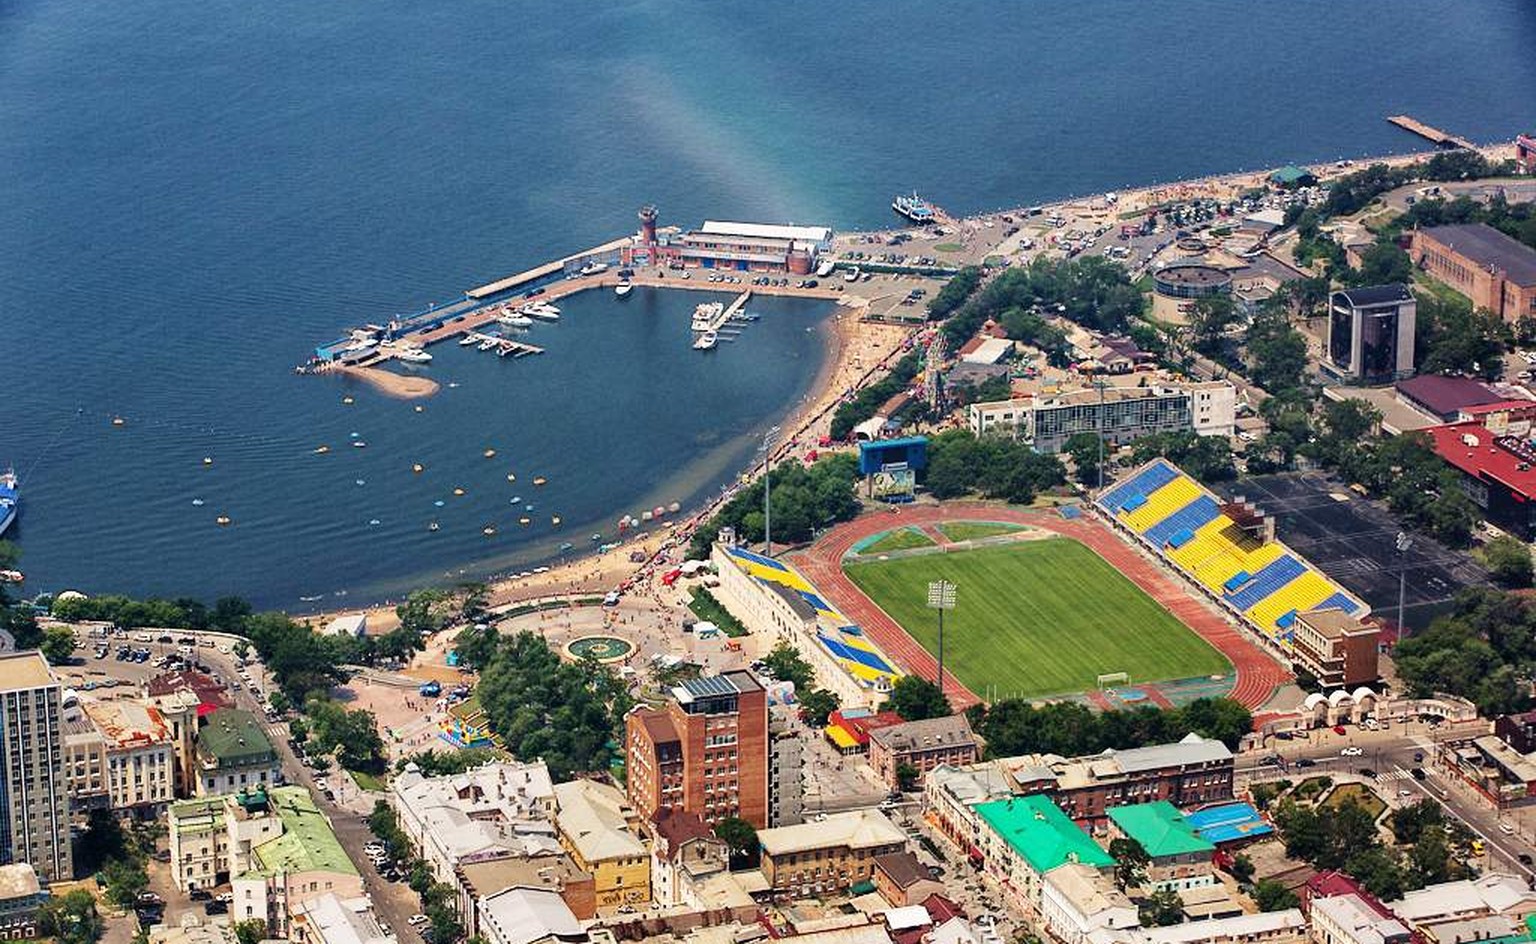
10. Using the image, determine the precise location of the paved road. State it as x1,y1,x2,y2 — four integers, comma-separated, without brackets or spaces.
192,641,426,941
1239,719,1536,878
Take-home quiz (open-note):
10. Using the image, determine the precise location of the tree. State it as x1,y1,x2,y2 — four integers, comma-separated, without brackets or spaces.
100,857,149,909
1140,888,1184,926
884,675,952,722
715,816,759,867
233,919,268,944
40,625,77,665
761,642,815,692
797,687,840,727
73,809,130,877
896,762,921,792
1063,432,1106,487
1108,838,1150,891
232,639,250,661
211,596,253,633
305,697,386,772
1188,295,1240,356
1230,853,1255,886
37,890,103,944
1252,879,1299,912
1351,242,1413,286
1345,846,1410,900
1483,534,1533,589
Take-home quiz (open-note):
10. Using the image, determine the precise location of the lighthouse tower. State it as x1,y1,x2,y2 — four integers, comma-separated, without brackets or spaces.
638,205,658,246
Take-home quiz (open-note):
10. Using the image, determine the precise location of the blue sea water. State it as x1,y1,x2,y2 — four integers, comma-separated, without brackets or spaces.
1,0,1533,608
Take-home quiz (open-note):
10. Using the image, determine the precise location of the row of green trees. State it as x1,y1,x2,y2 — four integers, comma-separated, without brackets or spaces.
967,696,1253,758
686,452,862,559
829,350,923,441
368,802,464,944
760,641,840,726
1393,585,1536,715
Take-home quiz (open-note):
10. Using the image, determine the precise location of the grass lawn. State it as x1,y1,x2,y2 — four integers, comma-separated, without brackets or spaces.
844,539,1230,699
860,528,936,555
937,521,1025,543
689,588,749,637
1323,782,1386,819
349,770,388,792
934,242,965,253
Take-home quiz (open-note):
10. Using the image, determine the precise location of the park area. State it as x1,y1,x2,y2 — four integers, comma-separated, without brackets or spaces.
843,537,1231,700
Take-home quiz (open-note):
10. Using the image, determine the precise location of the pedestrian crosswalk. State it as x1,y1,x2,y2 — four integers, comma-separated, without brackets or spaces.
1375,768,1412,783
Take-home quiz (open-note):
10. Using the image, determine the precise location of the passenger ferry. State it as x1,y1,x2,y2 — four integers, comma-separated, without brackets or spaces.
0,469,17,537
892,191,937,225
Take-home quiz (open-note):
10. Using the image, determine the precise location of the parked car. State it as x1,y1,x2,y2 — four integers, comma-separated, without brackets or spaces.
204,901,228,916
189,889,212,901
1411,767,1427,781
1340,746,1364,757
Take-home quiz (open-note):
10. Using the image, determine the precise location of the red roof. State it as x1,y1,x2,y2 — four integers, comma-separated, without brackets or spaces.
827,709,905,747
922,894,964,924
1426,421,1536,500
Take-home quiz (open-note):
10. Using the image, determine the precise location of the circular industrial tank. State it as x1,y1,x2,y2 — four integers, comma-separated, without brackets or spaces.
1153,262,1233,299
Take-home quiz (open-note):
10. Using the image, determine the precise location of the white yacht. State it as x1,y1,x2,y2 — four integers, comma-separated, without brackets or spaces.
578,261,608,277
693,330,718,351
815,259,836,278
498,312,534,328
615,282,633,298
395,347,432,363
691,301,724,332
458,335,478,346
521,302,561,321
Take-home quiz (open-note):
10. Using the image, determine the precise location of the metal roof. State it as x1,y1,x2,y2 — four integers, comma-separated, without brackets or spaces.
1421,224,1536,285
975,795,1114,874
1106,801,1215,858
699,220,832,243
1333,284,1414,307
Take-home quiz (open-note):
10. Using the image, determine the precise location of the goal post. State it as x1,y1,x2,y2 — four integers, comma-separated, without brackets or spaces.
1096,671,1130,690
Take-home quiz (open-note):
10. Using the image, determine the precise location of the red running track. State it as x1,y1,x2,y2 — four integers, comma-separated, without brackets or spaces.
788,503,1291,712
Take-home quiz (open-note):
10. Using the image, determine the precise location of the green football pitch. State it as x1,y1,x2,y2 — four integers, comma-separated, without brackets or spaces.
844,537,1231,699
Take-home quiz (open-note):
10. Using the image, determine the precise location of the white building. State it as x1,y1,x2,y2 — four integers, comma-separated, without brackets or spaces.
967,399,1034,437
1132,910,1306,944
291,892,398,944
323,614,368,638
1040,864,1140,944
1310,893,1411,944
1387,875,1536,929
965,380,1236,452
81,699,176,815
390,761,559,886
477,886,589,944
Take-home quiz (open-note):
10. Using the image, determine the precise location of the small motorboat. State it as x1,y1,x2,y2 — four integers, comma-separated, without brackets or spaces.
112,416,126,426
395,347,432,364
342,396,354,405
352,440,367,448
615,282,633,298
483,525,497,536
518,516,531,526
459,335,478,346
506,472,516,482
484,448,497,458
532,476,547,486
551,515,562,526
192,498,205,507
202,457,214,466
509,495,522,504
313,445,330,454
560,542,574,552
216,515,232,526
428,521,440,532
452,487,466,496
412,463,424,474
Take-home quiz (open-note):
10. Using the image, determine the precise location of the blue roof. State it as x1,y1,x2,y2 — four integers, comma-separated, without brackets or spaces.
817,633,894,673
1187,803,1273,844
1167,528,1195,549
729,546,786,571
1315,592,1362,616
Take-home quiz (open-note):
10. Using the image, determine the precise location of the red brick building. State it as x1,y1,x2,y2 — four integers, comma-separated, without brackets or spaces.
624,671,768,828
1290,608,1379,688
1412,224,1536,323
868,714,980,790
1517,134,1536,176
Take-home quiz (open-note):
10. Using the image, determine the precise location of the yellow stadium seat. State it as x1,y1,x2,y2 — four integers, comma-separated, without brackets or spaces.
1120,477,1203,533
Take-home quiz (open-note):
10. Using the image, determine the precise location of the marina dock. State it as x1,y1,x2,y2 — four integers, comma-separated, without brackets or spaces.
463,333,545,358
1387,115,1475,150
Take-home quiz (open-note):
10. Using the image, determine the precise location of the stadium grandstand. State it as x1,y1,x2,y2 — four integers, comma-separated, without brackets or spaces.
718,545,903,692
1095,459,1367,646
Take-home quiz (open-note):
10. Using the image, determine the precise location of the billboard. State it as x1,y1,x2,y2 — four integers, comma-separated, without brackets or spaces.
858,436,929,476
870,464,916,503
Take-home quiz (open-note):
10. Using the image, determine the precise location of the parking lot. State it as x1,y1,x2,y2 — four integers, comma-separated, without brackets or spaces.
1217,472,1489,633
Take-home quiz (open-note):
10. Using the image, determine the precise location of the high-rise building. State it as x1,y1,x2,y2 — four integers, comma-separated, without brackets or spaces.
1327,285,1416,384
625,671,768,828
0,652,72,882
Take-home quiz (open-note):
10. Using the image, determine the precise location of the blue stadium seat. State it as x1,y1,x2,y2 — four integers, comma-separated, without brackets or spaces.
1145,495,1221,546
1167,528,1195,549
1098,461,1178,513
1224,555,1307,610
1313,592,1362,616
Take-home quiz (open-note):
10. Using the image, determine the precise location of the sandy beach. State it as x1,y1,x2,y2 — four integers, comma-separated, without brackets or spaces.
333,364,441,399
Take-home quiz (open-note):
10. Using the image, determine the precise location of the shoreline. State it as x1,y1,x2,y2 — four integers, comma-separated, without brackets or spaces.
295,139,1519,631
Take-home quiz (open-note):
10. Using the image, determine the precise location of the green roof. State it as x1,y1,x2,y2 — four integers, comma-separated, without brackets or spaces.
1107,802,1215,859
197,708,275,766
169,796,226,836
1269,165,1314,184
976,796,1114,874
251,787,357,877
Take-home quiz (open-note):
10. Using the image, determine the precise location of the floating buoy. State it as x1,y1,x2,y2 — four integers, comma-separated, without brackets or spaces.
428,521,440,532
552,516,562,526
192,498,205,507
112,416,125,427
349,431,361,439
483,525,497,536
342,396,354,405
203,457,214,466
452,487,466,496
216,515,231,526
368,518,381,526
524,504,533,512
433,500,446,508
412,463,424,474
314,445,330,454
483,449,497,459
355,479,366,486
519,516,531,526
